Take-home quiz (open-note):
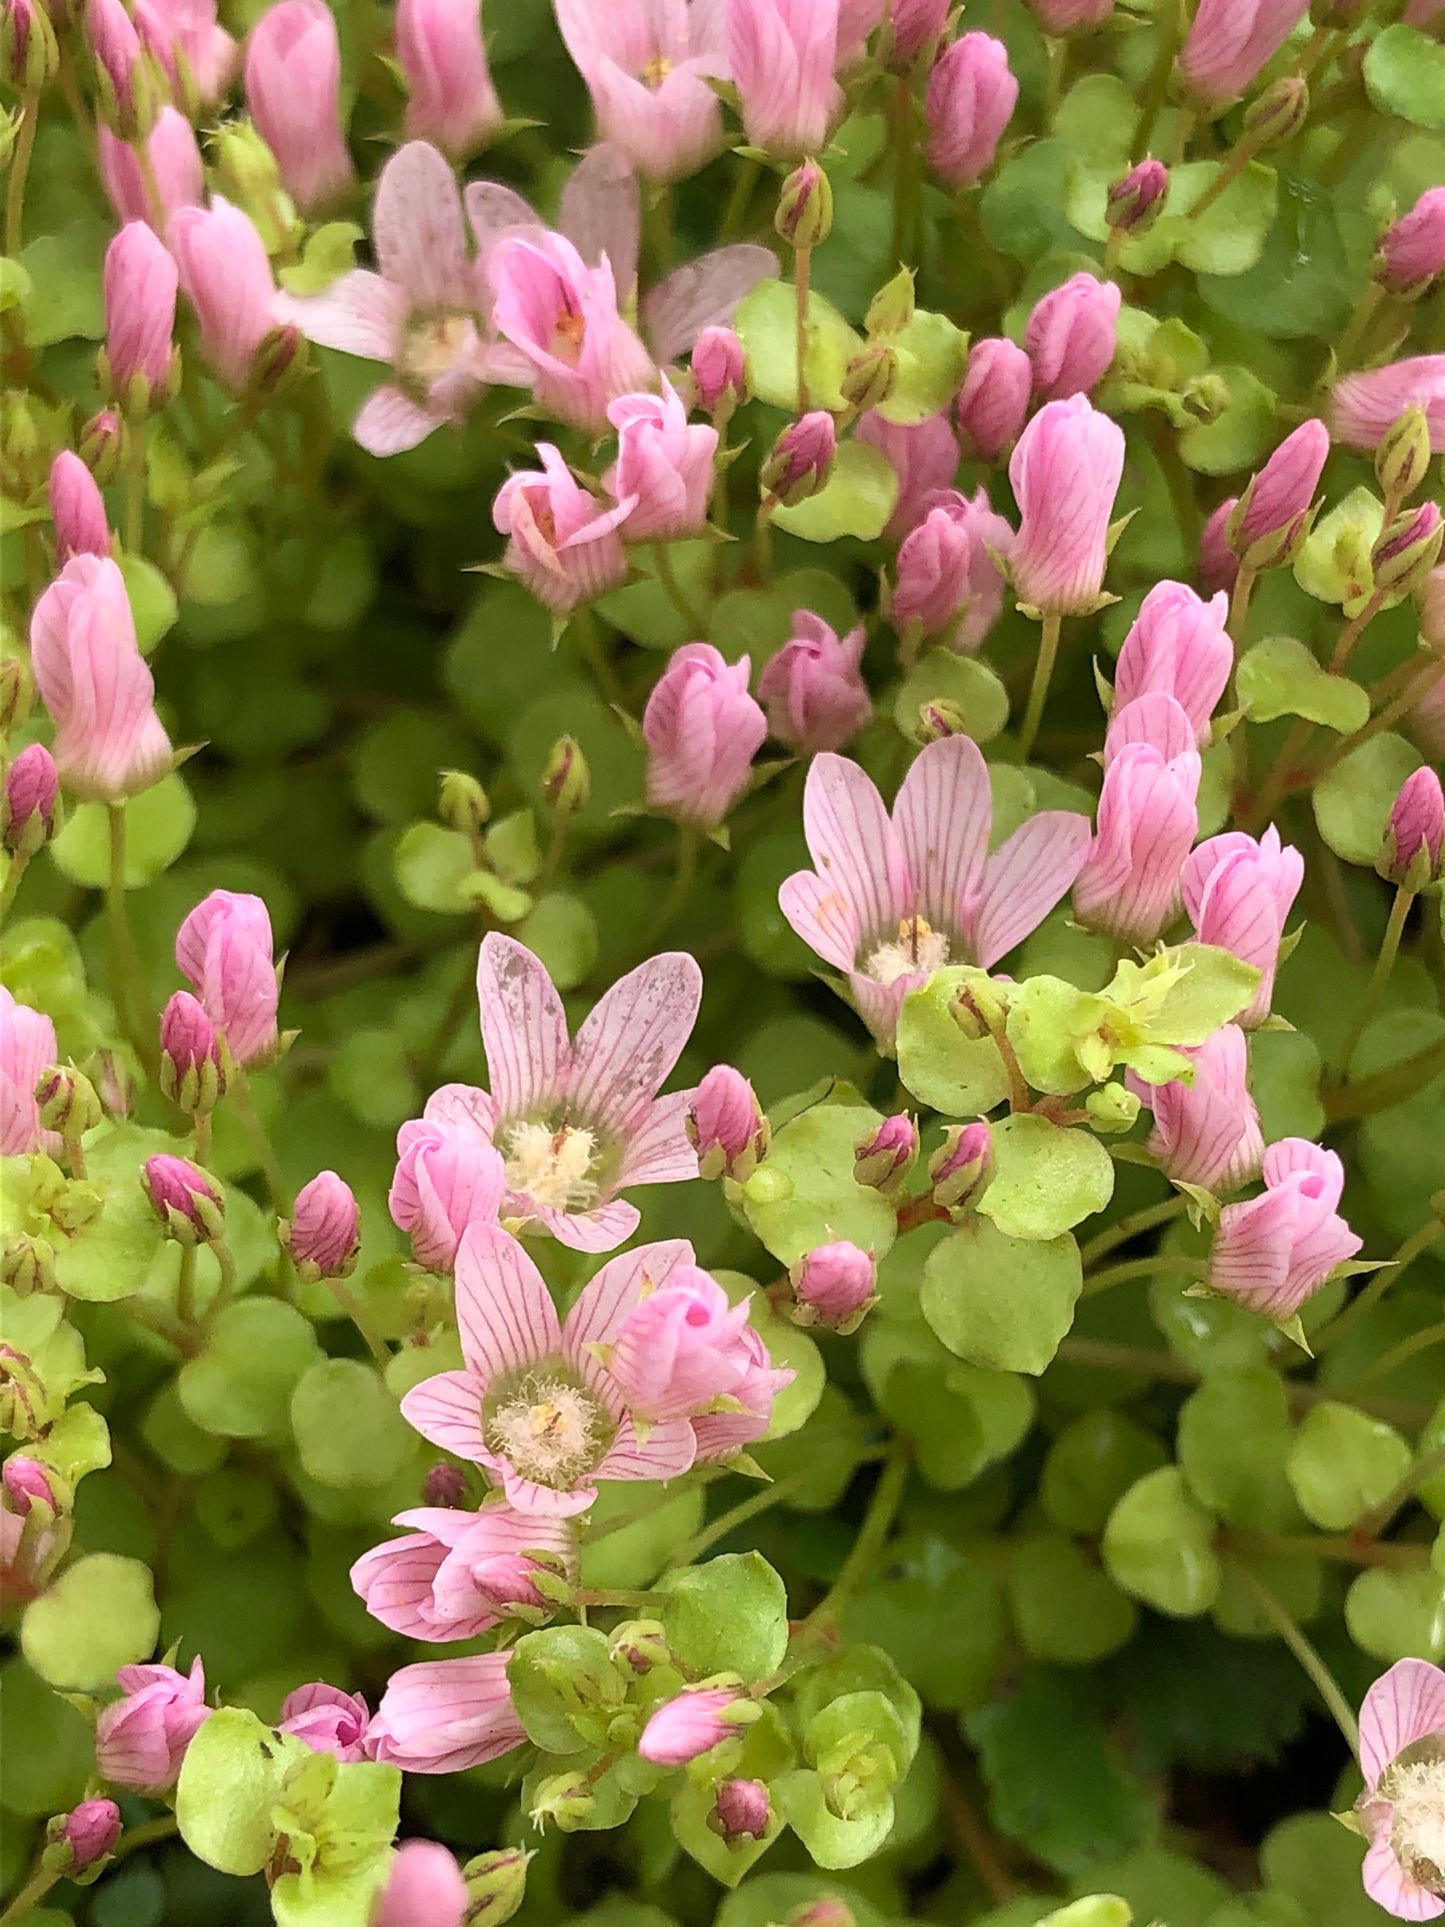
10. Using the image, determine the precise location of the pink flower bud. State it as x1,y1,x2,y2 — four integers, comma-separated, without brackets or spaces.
368,1653,526,1775
1180,0,1310,105
776,160,834,249
95,1658,209,1791
48,451,110,564
1210,1139,1361,1320
278,1682,372,1762
854,1112,918,1192
929,1120,992,1211
144,1153,225,1244
174,889,279,1067
757,612,871,754
1007,395,1125,614
103,219,177,399
608,379,718,543
886,0,949,67
1128,1024,1264,1193
2,1455,57,1514
373,1839,470,1927
1228,419,1329,567
761,410,837,507
134,0,236,109
713,1777,772,1842
1379,186,1445,296
167,196,279,394
86,0,149,131
1107,157,1169,232
1073,718,1201,943
1026,273,1121,403
288,1171,361,1279
1182,826,1304,1026
2,0,59,92
79,410,125,484
396,0,503,159
837,0,885,64
789,1239,877,1331
53,1798,121,1873
390,1116,506,1272
158,989,225,1112
686,1065,770,1183
1380,766,1444,886
423,1461,466,1506
894,485,1015,648
1112,580,1233,745
1417,566,1445,654
1025,0,1112,33
30,555,173,800
493,443,633,614
692,326,747,413
556,0,724,181
924,33,1017,189
643,643,767,828
352,1503,574,1642
0,988,59,1158
638,1687,750,1766
1197,496,1240,595
1329,356,1445,455
608,1263,757,1421
726,0,840,157
244,0,353,213
1372,500,1444,596
955,336,1032,463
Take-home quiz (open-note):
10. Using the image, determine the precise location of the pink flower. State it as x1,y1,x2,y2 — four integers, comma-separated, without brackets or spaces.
399,1227,706,1513
638,1688,746,1765
104,220,177,398
288,1172,361,1278
790,1239,877,1329
556,0,728,181
389,1103,506,1270
1128,1024,1264,1193
714,1778,773,1841
1198,497,1240,596
644,643,767,826
686,1064,769,1182
2,745,60,858
1073,713,1201,944
494,444,634,614
1354,1659,1445,1921
1007,395,1125,614
857,409,960,539
452,931,702,1251
373,1841,470,1927
55,1798,122,1874
691,1321,791,1462
1179,0,1310,105
1330,357,1445,455
95,1658,209,1791
1380,187,1445,296
726,0,841,157
1108,156,1170,232
854,1112,918,1191
779,733,1090,1045
396,0,503,158
143,1153,224,1243
86,0,144,124
1209,1139,1361,1320
608,377,718,542
134,0,235,106
836,0,886,63
275,142,504,456
1025,272,1121,402
887,0,948,66
278,1683,372,1762
3,1457,57,1514
98,110,203,230
607,1264,765,1422
1382,767,1444,885
352,1501,576,1640
1231,418,1329,563
1181,827,1304,1026
956,337,1032,463
692,325,747,411
159,991,223,1101
0,988,59,1157
369,1653,526,1774
924,33,1017,188
1025,0,1113,29
167,198,277,393
174,889,280,1067
757,612,871,754
48,451,110,565
1112,581,1233,746
490,229,655,433
30,555,173,800
892,487,1014,649
245,0,353,213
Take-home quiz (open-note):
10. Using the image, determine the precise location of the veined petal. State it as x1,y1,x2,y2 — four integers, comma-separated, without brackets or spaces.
399,1368,488,1460
559,141,640,305
352,384,443,456
372,139,474,308
529,1197,641,1253
778,868,860,972
477,932,572,1120
892,733,992,933
1360,1659,1445,1786
567,951,702,1132
1362,1833,1445,1921
452,1223,562,1383
970,809,1091,967
615,1090,699,1188
597,1413,698,1484
273,269,407,361
801,752,911,946
497,1467,599,1516
643,243,779,363
563,1238,697,1379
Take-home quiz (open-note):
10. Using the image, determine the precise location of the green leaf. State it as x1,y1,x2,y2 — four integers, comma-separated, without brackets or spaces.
1143,943,1263,1045
277,221,364,295
120,554,180,655
578,1480,705,1592
844,1536,1006,1711
657,1552,790,1681
1236,636,1369,735
15,220,108,344
771,442,900,544
1008,1534,1138,1664
733,278,860,413
1294,486,1383,611
51,774,197,889
176,1707,299,1875
290,1359,414,1489
1103,1468,1222,1617
21,1553,160,1689
776,1768,894,1869
1006,975,1097,1096
0,1656,95,1816
873,309,970,425
1178,1368,1302,1532
1044,1900,1133,1927
49,1168,166,1304
896,969,1013,1115
740,1100,897,1267
1164,163,1279,277
391,821,481,915
1261,1812,1378,1927
179,1299,322,1440
1041,1410,1170,1535
892,651,1010,746
507,1626,627,1753
921,1218,1082,1375
978,1114,1115,1242
517,894,599,991
1364,24,1445,129
1286,1401,1413,1531
1314,732,1422,866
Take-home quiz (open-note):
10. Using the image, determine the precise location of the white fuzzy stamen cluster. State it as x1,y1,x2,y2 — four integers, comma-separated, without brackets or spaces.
503,1120,599,1212
401,312,474,386
486,1375,602,1489
1390,1757,1445,1894
865,915,951,987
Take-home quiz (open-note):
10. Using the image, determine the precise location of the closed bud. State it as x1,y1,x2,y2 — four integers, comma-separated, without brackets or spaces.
3,1454,57,1514
691,326,748,413
711,1777,772,1843
608,1619,671,1675
423,1461,466,1507
865,267,916,338
915,697,970,744
686,1064,770,1183
1371,501,1445,597
1377,185,1445,299
0,654,34,737
252,321,306,396
854,1113,919,1193
94,1049,133,1120
1106,157,1168,234
1374,406,1433,502
159,991,226,1114
789,1239,877,1332
638,1686,758,1765
78,410,124,483
775,161,833,249
2,1234,57,1295
210,121,299,258
529,1769,598,1831
34,1065,102,1140
1227,419,1330,571
47,1798,120,1876
1084,1083,1142,1133
460,1846,532,1925
761,411,836,507
951,973,1009,1039
1378,766,1444,888
787,1903,857,1927
841,342,898,414
143,1153,225,1245
438,768,491,837
1242,74,1309,149
883,0,949,69
2,744,60,857
541,736,590,813
284,1170,360,1280
1,0,59,91
929,1121,993,1213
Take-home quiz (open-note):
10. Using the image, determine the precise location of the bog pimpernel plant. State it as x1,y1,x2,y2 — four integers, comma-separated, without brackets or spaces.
0,0,1443,1922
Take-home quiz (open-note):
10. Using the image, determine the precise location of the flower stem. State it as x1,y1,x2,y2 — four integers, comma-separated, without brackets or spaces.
1018,612,1063,762
720,156,761,242
1132,0,1186,158
176,1245,198,1328
1313,1209,1444,1355
1328,587,1387,675
124,421,147,553
1080,1193,1186,1266
1043,35,1068,119
1330,281,1385,378
229,1070,291,1215
1186,134,1263,220
105,803,156,1072
0,1862,60,1927
1081,1254,1210,1298
653,543,705,634
0,853,30,922
1315,653,1445,782
794,246,812,412
803,1441,910,1631
1340,1319,1445,1396
324,1275,391,1367
1332,883,1413,1086
4,92,39,257
643,824,700,950
1225,1560,1360,1757
1358,1440,1445,1540
662,1467,817,1571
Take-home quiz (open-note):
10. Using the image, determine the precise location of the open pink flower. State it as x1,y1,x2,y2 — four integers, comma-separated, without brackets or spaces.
1330,356,1445,455
369,1653,526,1774
0,988,60,1158
399,1226,704,1515
778,734,1090,1046
1127,1023,1264,1193
95,1659,209,1792
275,142,508,456
494,444,635,615
175,890,279,1068
490,229,655,432
1355,1659,1445,1921
555,0,728,182
1208,1138,1361,1320
278,1683,372,1762
1181,827,1304,1026
352,1502,576,1640
608,376,718,542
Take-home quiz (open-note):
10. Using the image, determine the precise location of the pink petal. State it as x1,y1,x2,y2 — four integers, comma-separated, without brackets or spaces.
597,1413,698,1484
497,1467,598,1516
563,1238,697,1381
372,140,473,307
615,1090,699,1188
1363,1833,1445,1921
970,809,1092,967
643,243,780,364
476,932,572,1121
530,1197,642,1253
559,142,640,305
272,269,407,361
353,384,443,455
464,180,541,277
1263,1136,1345,1208
566,951,702,1134
453,1223,562,1381
891,733,991,933
801,753,911,950
1360,1660,1445,1786
778,868,861,973
399,1369,488,1460
847,968,913,1047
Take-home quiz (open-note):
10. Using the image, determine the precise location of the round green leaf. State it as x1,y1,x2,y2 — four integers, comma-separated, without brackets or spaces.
740,1100,897,1267
120,554,179,655
51,774,197,889
391,821,479,914
656,1551,790,1681
0,1657,94,1816
517,893,599,991
873,308,970,425
290,1358,414,1488
733,278,859,413
1166,162,1279,276
897,969,1013,1116
1008,1534,1138,1664
21,1552,160,1688
1177,365,1277,476
1178,1367,1301,1532
978,1114,1115,1242
777,1767,894,1870
921,1217,1082,1374
771,442,900,544
1286,1401,1413,1531
179,1299,322,1440
1313,732,1422,866
1041,1409,1170,1534
1103,1467,1222,1617
1344,1566,1445,1663
1237,636,1369,735
1364,25,1445,128
892,651,1010,746
176,1707,294,1875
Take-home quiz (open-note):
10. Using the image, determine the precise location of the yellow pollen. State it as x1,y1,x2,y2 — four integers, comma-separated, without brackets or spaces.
865,915,951,987
401,311,473,387
640,52,672,88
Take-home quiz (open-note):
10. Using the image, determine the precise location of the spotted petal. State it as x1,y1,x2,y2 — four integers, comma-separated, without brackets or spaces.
453,1223,563,1384
615,1091,699,1189
567,951,702,1134
1361,1659,1445,1787
477,932,572,1122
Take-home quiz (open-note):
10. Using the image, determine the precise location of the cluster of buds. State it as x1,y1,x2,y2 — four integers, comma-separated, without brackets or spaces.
687,1066,770,1183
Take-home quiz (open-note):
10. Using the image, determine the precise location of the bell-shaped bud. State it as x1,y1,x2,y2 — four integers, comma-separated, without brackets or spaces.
438,768,490,838
1,0,60,92
34,1066,103,1141
761,412,836,507
159,990,227,1114
1242,74,1309,149
712,1777,773,1843
686,1064,770,1183
691,326,748,414
2,1234,57,1295
1372,501,1444,597
143,1153,225,1245
284,1171,360,1281
865,267,916,338
0,653,34,738
1106,157,1168,234
541,736,591,813
775,161,833,249
914,697,971,744
854,1113,919,1194
841,342,898,415
460,1846,532,1926
47,1798,121,1876
2,1454,57,1514
1379,767,1444,888
423,1461,466,1507
928,1121,993,1214
2,744,60,857
1375,406,1432,502
788,1239,878,1333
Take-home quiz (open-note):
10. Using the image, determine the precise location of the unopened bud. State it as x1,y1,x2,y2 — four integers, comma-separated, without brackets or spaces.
608,1619,671,1675
928,1121,992,1214
143,1153,225,1245
34,1065,103,1141
786,1901,857,1927
2,1234,56,1295
47,1798,121,1877
1106,157,1169,234
159,991,226,1114
761,412,837,507
2,743,60,857
283,1171,360,1281
439,769,491,837
3,1454,57,1514
78,410,124,484
841,342,898,414
94,1049,133,1120
691,325,747,413
252,322,306,396
854,1113,919,1194
460,1846,532,1925
951,973,1009,1038
1242,75,1309,150
1375,406,1433,503
1378,766,1444,889
915,697,970,744
788,1239,877,1333
210,121,298,258
529,1769,598,1832
686,1064,769,1183
423,1462,466,1507
540,736,590,814
711,1777,773,1843
775,161,833,250
1084,1083,1141,1133
0,654,34,738
1372,502,1444,597
1,0,59,92
865,267,916,338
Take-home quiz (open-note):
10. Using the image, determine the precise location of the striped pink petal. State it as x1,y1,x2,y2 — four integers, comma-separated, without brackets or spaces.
453,1224,562,1382
1361,1660,1445,1787
799,752,912,946
566,950,702,1133
892,734,991,934
1363,1833,1445,1921
476,933,572,1121
399,1369,489,1461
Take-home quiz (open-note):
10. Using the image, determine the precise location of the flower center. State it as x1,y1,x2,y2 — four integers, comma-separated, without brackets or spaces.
550,298,587,368
864,915,951,987
485,1373,604,1489
640,51,672,88
400,311,474,388
503,1119,599,1212
1386,1750,1445,1896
